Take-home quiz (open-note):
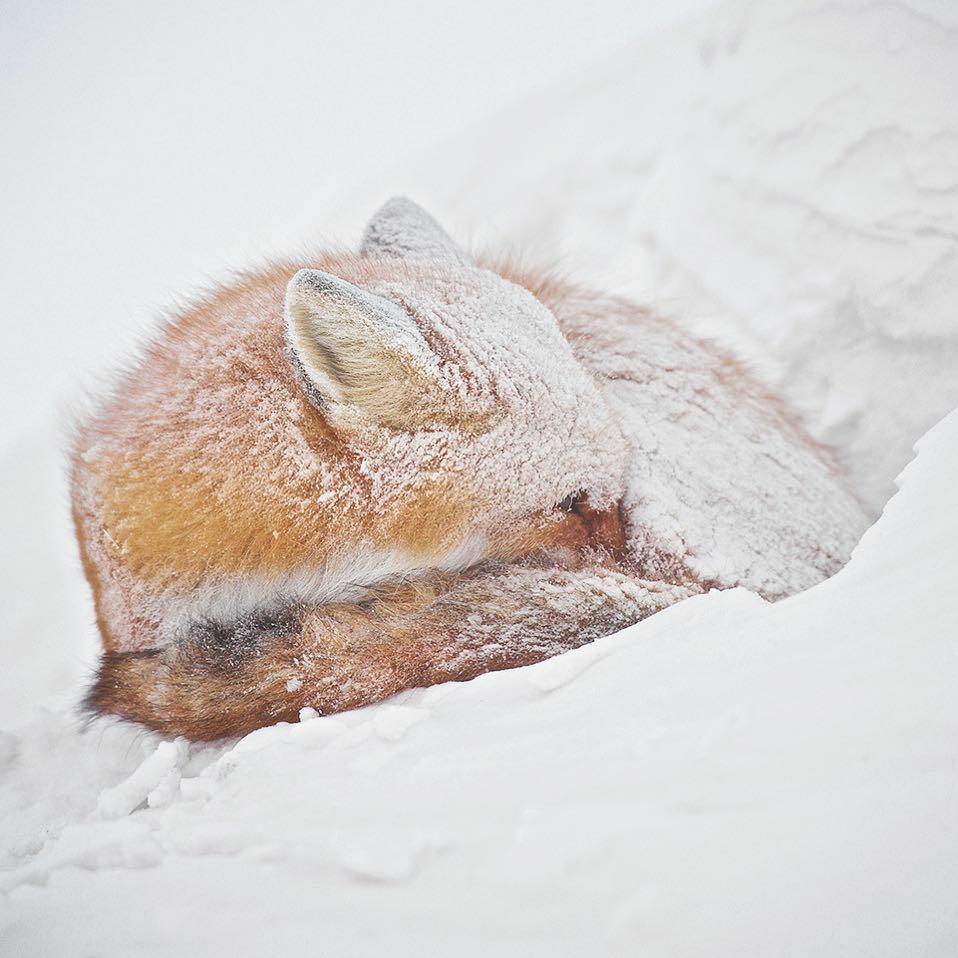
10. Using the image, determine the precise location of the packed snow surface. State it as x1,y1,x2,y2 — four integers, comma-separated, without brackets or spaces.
2,0,957,953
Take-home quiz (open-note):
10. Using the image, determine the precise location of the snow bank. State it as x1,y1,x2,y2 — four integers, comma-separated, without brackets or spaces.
2,412,956,956
337,0,958,514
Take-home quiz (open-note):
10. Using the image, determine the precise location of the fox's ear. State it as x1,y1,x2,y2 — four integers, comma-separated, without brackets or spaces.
284,268,441,430
360,196,473,266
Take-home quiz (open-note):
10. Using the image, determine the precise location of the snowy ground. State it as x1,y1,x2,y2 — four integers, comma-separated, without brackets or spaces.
3,410,956,955
2,0,957,955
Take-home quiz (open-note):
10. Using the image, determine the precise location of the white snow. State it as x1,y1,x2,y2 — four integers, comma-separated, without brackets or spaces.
2,410,956,953
96,739,189,819
2,0,957,954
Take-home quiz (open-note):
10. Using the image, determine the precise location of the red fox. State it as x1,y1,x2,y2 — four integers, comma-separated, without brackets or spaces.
75,198,867,740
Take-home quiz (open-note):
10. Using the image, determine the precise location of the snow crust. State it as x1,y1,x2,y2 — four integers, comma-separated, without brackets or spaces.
2,0,957,953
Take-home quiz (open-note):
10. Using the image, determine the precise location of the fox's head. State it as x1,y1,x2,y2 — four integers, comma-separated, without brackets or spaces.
72,198,627,652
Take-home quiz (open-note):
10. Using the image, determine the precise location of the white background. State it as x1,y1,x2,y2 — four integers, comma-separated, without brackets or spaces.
0,0,714,448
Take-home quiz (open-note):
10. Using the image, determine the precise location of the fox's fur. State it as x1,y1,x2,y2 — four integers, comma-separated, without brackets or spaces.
74,198,868,741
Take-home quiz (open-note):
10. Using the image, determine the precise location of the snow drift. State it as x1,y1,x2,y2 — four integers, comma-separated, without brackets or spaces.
2,0,957,954
2,412,956,956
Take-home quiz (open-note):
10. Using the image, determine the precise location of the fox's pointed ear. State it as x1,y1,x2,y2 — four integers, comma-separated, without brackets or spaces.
284,268,442,430
360,196,473,266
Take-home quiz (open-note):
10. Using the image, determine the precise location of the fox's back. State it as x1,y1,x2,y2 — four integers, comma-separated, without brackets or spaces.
502,267,868,598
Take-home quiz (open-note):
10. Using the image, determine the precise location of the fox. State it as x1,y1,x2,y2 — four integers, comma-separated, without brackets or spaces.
74,197,868,741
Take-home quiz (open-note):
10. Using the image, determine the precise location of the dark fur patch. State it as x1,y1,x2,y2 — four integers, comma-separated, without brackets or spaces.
82,605,305,739
187,606,302,666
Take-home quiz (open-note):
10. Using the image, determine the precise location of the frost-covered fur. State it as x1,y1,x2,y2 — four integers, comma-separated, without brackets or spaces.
504,272,868,599
75,197,868,740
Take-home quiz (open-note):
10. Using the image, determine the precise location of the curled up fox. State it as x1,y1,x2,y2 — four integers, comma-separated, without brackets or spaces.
74,198,868,741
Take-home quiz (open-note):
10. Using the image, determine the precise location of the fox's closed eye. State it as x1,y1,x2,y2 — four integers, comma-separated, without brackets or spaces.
557,491,585,513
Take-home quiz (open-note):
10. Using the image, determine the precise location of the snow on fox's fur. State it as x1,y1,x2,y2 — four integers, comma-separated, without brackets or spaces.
74,198,867,740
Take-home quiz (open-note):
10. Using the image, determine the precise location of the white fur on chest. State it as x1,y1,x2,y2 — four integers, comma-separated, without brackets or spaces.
153,534,489,645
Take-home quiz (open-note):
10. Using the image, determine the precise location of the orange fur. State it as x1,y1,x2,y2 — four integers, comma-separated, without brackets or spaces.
72,245,631,663
85,555,691,741
75,200,864,740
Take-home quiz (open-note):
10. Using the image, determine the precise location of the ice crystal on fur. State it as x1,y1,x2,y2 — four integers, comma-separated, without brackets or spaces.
73,198,867,740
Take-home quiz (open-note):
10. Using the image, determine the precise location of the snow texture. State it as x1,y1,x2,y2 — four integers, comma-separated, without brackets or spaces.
2,0,957,953
2,411,957,955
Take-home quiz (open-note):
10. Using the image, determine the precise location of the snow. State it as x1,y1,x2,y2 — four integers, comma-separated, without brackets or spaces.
2,0,958,953
2,410,957,954
96,739,189,818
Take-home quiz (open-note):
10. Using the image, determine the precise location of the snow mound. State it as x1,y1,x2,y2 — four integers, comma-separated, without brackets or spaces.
337,0,958,514
2,414,956,955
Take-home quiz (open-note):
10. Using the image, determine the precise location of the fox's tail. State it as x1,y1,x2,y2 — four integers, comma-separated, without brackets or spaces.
84,564,684,741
